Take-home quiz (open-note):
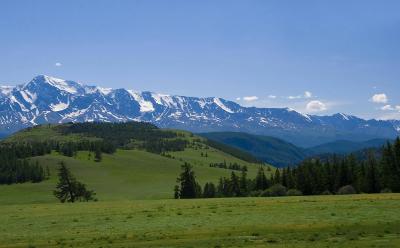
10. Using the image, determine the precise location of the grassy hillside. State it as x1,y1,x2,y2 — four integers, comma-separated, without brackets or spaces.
200,132,307,167
4,124,101,143
0,194,399,247
0,124,271,205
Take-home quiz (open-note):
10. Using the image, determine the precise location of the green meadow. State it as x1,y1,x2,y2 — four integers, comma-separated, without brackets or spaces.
0,147,267,205
0,194,399,247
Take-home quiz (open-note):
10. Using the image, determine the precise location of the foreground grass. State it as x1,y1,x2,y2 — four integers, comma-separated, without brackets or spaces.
0,194,399,247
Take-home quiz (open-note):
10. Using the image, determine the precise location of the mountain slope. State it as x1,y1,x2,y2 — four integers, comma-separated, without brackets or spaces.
200,132,392,167
1,75,399,147
307,138,390,156
200,132,307,167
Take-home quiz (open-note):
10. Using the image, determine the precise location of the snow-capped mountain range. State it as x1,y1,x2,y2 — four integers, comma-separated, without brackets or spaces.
1,75,399,147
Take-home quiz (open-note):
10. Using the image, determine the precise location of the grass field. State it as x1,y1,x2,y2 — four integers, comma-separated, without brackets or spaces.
0,194,399,247
0,147,266,205
2,125,399,247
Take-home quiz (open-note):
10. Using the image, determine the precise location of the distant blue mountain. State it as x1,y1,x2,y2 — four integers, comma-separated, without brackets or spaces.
0,75,399,147
200,132,390,167
200,132,307,167
307,138,391,156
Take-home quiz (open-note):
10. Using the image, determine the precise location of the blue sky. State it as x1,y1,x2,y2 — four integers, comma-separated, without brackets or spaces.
1,0,399,119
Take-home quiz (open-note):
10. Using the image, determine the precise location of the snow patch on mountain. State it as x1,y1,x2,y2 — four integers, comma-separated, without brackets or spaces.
96,87,113,95
41,75,80,94
213,98,234,113
339,113,350,120
10,95,28,112
50,102,69,112
128,90,154,112
0,86,14,96
20,90,37,104
151,93,176,107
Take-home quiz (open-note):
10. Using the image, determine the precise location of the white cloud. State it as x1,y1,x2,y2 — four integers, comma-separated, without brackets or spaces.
268,95,277,99
243,96,258,102
371,93,388,104
288,91,313,100
396,106,400,111
55,62,62,67
379,112,400,120
235,97,241,101
288,95,301,100
381,105,394,111
306,100,327,112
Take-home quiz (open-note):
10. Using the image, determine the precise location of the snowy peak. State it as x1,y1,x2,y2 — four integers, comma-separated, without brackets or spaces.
22,75,84,94
332,113,357,121
0,75,399,147
0,86,15,97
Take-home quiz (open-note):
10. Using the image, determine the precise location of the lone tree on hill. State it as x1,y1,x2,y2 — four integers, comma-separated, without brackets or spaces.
175,163,201,199
53,161,96,202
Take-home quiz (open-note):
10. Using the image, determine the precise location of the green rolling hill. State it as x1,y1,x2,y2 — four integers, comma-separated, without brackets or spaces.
0,123,272,205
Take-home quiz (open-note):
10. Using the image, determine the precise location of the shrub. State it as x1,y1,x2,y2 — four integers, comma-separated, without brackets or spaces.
321,190,332,195
337,185,356,195
286,189,303,196
261,184,287,197
380,188,392,193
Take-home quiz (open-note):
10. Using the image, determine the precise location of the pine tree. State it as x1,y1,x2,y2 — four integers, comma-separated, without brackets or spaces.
53,162,78,203
176,163,199,198
281,168,288,187
239,169,248,196
381,142,398,191
229,171,241,197
273,169,281,185
53,162,96,202
364,152,380,193
255,167,268,190
203,182,216,198
174,185,180,199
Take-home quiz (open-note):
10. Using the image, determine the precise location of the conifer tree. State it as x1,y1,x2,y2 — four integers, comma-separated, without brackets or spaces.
255,167,268,190
94,146,102,162
54,162,78,202
176,163,199,198
239,169,248,195
174,185,180,199
53,162,96,202
229,171,241,197
273,169,281,185
203,182,216,198
381,142,397,191
364,152,380,193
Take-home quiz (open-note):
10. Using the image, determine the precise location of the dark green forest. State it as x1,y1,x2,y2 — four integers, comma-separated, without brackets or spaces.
175,138,400,199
